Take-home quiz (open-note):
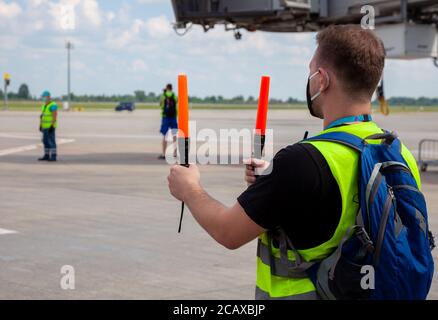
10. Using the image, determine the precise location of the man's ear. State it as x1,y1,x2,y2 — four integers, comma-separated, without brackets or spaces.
318,68,330,92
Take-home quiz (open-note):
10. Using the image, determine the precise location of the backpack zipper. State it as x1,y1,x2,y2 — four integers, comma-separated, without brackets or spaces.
373,186,395,266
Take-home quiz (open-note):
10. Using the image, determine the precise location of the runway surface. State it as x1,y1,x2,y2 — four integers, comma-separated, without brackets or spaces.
1,109,437,299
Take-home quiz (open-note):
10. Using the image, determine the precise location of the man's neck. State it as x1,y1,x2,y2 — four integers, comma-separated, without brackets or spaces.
323,100,372,129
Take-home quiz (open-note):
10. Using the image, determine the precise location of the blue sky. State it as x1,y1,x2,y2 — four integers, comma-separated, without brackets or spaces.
0,0,437,100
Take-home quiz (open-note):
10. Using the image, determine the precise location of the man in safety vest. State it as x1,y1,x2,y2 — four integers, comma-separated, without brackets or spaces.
167,25,421,299
39,90,58,162
158,83,178,160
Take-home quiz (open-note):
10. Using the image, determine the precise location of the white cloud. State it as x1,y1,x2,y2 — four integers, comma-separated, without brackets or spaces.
132,19,145,33
34,19,45,31
290,32,314,43
145,15,171,38
106,11,115,22
113,4,131,25
72,60,87,71
27,0,48,6
0,34,20,50
178,27,308,58
0,0,22,18
81,0,101,27
106,30,130,49
137,0,167,3
49,0,79,31
245,32,280,56
47,0,102,31
106,19,147,49
131,59,148,72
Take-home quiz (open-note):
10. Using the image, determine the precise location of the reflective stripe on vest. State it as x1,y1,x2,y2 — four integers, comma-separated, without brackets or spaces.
255,121,421,300
41,101,57,129
255,286,319,300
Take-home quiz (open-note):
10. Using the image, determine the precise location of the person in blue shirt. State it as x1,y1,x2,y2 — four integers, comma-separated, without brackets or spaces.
39,90,58,162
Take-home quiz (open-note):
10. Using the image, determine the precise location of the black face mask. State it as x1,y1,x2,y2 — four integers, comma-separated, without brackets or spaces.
306,78,318,118
306,70,325,119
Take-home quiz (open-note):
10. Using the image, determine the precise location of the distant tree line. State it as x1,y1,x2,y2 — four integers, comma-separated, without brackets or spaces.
1,83,438,106
385,97,438,106
0,83,31,100
0,85,305,104
67,90,304,105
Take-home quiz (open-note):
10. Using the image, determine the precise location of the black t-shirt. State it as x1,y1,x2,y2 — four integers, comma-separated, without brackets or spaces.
237,143,342,250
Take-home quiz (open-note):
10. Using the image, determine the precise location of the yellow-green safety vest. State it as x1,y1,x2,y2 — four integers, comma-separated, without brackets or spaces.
255,121,421,300
40,101,58,129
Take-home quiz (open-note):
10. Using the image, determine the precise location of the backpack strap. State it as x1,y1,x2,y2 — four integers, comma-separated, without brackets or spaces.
303,131,366,152
365,131,398,146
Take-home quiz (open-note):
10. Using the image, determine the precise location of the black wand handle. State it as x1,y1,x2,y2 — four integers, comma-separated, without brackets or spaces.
251,134,265,177
177,137,190,233
252,134,265,178
178,201,186,233
253,134,265,159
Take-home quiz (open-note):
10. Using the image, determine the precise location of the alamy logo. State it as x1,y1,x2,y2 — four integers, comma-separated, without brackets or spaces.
60,265,75,290
60,4,76,31
360,265,375,290
361,5,375,30
164,121,274,175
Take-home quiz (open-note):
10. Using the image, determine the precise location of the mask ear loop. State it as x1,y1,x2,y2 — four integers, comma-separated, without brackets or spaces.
310,70,330,101
309,70,319,80
309,70,320,101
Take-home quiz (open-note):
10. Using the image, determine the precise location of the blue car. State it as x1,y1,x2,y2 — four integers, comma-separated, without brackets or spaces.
115,102,135,112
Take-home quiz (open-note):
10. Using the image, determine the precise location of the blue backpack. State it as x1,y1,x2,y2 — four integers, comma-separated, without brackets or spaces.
304,131,435,300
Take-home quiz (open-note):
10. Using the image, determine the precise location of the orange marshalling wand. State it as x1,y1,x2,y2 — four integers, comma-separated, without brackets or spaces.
255,76,270,136
178,74,189,138
177,74,190,233
253,76,270,159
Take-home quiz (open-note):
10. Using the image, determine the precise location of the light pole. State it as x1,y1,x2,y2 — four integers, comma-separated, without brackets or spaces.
3,73,10,110
66,41,73,110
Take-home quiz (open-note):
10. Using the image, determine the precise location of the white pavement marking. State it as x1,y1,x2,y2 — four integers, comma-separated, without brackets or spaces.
0,144,38,156
0,133,41,140
65,133,161,139
58,138,76,144
0,228,18,235
0,132,161,140
0,139,75,157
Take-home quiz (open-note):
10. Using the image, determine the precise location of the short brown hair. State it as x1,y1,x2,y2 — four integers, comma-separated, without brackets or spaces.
316,25,385,100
